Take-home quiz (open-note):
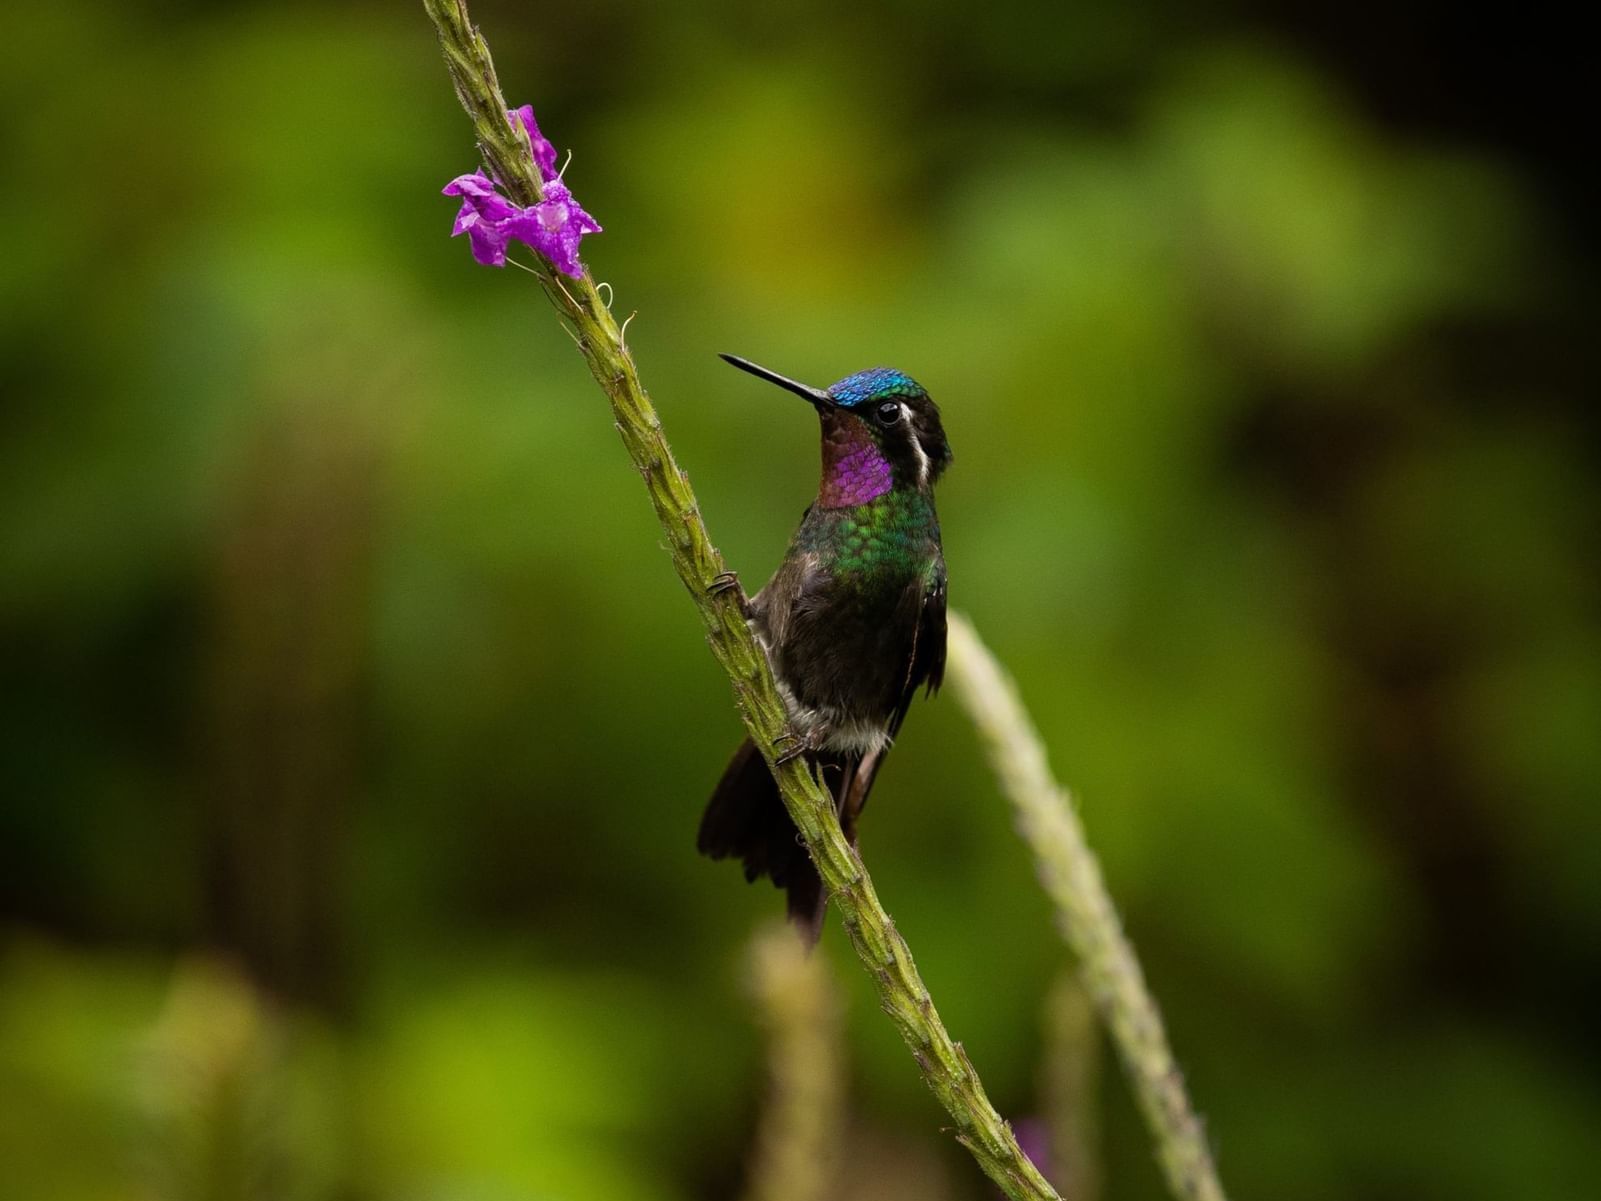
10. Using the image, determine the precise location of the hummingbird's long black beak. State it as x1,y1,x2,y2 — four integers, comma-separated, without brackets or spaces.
720,354,835,408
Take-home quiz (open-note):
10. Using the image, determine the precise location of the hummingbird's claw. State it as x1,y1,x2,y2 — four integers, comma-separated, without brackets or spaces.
773,724,827,767
707,570,753,617
772,730,806,766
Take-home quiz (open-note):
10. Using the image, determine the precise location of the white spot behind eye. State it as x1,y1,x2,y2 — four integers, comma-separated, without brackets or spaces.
907,413,931,486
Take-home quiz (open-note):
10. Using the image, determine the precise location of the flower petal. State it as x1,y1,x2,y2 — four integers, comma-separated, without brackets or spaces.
442,170,495,198
464,219,508,267
450,200,478,238
508,104,559,181
444,171,520,224
502,178,602,278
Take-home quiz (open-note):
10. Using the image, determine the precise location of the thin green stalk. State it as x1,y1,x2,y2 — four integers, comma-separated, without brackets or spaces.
1042,972,1102,1201
421,3,1057,1196
945,613,1227,1201
742,924,844,1201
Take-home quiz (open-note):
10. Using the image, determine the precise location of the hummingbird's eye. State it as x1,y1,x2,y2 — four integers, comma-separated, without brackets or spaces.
874,401,902,426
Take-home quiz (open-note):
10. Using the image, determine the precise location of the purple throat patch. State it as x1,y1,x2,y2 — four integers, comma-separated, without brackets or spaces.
819,418,894,507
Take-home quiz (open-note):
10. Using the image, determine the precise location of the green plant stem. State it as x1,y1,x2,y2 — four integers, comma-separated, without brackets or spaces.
1042,971,1102,1201
945,613,1227,1201
742,924,844,1201
421,2,1058,1196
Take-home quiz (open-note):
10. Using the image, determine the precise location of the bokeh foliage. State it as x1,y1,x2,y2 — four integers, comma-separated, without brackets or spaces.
2,1,1597,1199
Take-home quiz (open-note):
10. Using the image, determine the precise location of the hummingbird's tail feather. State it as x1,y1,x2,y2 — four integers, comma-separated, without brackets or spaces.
698,739,849,945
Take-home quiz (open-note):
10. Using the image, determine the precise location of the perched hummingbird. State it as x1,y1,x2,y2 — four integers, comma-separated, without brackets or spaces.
697,354,953,942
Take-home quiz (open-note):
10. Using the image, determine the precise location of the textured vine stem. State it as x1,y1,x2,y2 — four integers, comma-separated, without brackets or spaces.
945,613,1227,1201
421,2,1058,1196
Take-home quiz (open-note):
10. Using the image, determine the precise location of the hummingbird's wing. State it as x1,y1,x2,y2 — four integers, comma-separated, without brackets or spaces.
901,557,948,716
749,550,820,653
839,558,948,839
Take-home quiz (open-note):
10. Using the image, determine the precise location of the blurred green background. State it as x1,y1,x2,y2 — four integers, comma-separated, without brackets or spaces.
3,1,1597,1199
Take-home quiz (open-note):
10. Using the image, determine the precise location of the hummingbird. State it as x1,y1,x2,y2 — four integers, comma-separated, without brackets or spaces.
697,354,953,942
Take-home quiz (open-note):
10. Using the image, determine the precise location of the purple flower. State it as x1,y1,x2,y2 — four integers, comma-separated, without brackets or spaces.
502,179,603,278
440,106,601,277
509,104,559,182
443,170,521,266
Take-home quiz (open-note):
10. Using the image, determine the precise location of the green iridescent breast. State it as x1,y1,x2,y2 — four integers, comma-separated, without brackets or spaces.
796,488,940,592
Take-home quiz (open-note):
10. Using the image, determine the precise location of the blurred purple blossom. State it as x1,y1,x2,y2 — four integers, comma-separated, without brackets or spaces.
441,105,600,277
1014,1117,1050,1172
1005,1118,1053,1198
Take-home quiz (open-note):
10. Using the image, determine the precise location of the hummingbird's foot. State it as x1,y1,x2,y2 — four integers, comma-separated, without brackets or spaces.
772,723,828,767
707,571,753,617
772,730,810,767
